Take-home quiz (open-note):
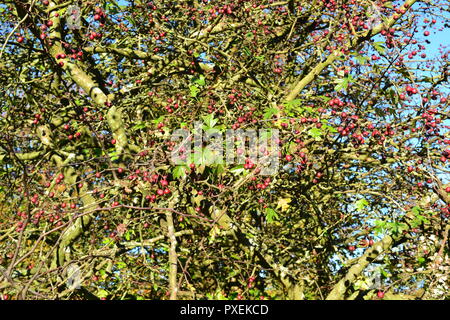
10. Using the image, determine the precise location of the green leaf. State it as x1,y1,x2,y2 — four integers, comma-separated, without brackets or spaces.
411,206,423,215
387,89,399,106
303,106,315,114
108,150,119,162
230,165,245,175
201,113,218,128
152,116,165,124
97,289,109,298
334,78,349,92
259,129,274,140
190,85,200,97
410,206,430,226
308,128,322,139
172,165,188,179
387,222,408,235
265,208,279,223
318,95,331,102
283,99,303,115
373,42,386,54
193,75,206,86
132,122,147,131
334,75,355,92
212,163,225,176
126,16,136,26
201,147,219,165
355,55,369,65
374,220,386,235
284,99,302,107
263,107,278,120
323,124,338,133
355,198,369,212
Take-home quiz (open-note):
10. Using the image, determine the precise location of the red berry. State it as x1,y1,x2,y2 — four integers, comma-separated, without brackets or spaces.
377,291,385,299
17,36,24,43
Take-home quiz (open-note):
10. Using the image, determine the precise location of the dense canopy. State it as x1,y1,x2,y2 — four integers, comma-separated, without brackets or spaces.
0,0,449,300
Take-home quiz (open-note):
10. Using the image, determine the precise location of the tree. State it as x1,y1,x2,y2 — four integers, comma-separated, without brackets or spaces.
0,0,449,300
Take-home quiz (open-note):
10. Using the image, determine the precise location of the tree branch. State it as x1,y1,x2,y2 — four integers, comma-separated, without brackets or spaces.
284,0,418,102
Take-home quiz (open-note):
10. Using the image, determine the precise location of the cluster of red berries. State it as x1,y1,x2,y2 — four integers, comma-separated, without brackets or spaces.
88,31,103,40
405,85,418,95
63,124,82,141
114,170,172,201
32,113,42,124
248,177,271,190
244,158,255,169
441,149,450,165
93,7,107,23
